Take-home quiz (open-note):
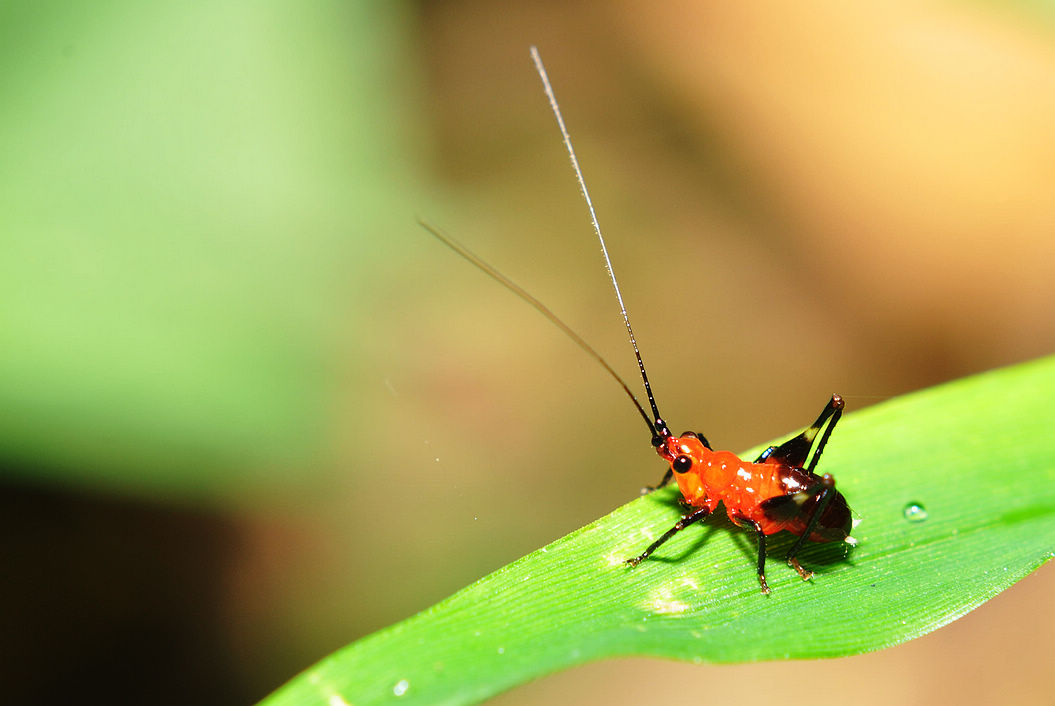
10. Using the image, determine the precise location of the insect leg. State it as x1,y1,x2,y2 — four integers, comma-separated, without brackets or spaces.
642,468,674,493
753,394,844,472
684,431,712,450
733,517,771,594
783,474,837,580
624,507,710,567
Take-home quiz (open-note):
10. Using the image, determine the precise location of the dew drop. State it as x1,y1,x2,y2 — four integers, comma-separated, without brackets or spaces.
393,679,409,697
903,502,928,522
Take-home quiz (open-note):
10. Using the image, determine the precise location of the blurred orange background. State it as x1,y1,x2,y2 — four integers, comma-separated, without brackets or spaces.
1,2,1053,704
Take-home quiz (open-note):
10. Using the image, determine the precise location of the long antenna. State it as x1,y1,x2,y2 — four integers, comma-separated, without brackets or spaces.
529,46,669,441
420,220,657,438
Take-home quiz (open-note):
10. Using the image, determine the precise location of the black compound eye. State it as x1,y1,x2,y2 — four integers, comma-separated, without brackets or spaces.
672,455,693,474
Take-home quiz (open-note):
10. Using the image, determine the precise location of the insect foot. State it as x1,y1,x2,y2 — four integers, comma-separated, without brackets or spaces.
788,557,815,581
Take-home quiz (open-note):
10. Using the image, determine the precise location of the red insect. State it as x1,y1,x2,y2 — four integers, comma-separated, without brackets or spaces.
629,397,851,593
423,47,855,594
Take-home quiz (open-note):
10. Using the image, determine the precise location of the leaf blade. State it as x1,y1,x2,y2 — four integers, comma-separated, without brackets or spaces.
263,355,1055,706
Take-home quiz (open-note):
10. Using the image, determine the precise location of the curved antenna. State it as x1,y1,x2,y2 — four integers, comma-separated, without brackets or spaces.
420,220,658,439
529,46,669,441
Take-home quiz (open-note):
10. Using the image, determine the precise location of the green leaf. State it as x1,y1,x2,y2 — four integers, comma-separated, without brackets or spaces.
263,355,1055,706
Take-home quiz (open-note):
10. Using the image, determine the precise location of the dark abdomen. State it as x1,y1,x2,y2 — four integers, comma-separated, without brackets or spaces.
761,467,852,542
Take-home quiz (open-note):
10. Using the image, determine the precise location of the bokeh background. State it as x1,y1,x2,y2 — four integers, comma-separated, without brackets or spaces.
2,1,1054,704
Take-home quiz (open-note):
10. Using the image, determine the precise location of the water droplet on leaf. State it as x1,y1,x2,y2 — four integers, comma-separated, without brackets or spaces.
903,502,928,522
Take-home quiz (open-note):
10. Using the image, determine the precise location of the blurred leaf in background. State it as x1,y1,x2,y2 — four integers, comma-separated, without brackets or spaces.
0,1,422,703
0,0,419,501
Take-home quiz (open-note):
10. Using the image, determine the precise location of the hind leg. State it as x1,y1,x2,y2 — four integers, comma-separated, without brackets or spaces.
754,395,844,473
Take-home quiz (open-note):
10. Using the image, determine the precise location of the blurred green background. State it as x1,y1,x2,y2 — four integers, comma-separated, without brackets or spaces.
2,1,1053,704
